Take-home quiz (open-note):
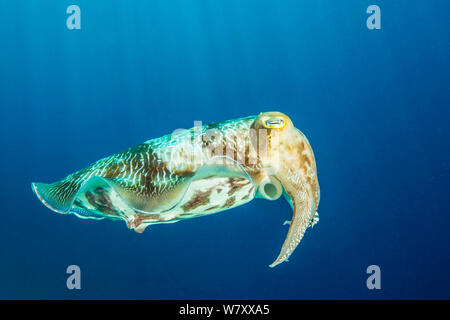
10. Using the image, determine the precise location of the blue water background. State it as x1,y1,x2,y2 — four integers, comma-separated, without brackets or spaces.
0,0,449,299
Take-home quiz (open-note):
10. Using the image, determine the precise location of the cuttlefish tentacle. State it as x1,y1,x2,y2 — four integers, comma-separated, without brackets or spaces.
31,111,319,268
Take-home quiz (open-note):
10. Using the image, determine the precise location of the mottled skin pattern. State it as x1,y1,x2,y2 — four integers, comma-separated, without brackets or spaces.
32,112,319,267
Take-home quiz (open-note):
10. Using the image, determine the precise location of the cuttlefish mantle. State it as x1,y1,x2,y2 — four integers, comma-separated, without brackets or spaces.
32,111,320,268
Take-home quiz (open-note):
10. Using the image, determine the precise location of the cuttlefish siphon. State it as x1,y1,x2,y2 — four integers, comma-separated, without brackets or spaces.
32,112,320,267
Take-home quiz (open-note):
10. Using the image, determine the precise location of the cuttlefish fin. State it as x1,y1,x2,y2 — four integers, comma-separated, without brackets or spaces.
32,176,138,220
32,180,78,214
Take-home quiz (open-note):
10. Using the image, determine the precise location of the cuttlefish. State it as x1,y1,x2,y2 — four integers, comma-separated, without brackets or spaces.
32,112,320,267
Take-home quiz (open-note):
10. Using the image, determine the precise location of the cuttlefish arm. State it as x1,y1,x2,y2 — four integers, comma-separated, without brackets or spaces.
251,112,320,267
269,167,317,267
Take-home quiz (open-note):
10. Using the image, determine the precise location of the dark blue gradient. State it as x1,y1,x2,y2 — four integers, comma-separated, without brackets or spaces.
0,0,449,299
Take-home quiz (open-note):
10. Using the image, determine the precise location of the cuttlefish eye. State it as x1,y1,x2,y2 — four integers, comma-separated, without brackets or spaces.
264,117,285,129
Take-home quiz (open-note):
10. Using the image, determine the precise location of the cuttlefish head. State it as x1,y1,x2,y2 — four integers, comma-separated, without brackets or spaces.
251,112,320,267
